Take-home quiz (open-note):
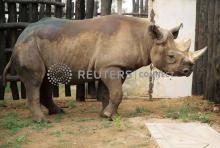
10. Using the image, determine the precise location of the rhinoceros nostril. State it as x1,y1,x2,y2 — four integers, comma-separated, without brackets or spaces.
183,68,190,74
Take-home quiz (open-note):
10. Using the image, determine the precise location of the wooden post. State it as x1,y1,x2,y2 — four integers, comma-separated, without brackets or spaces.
64,0,73,97
66,0,72,19
76,84,85,101
117,0,122,15
132,0,139,16
45,3,51,17
0,0,6,100
87,81,97,99
18,3,28,99
8,1,20,100
192,0,208,95
144,0,148,14
205,0,220,103
75,0,85,19
140,0,144,14
93,0,99,16
75,0,86,101
39,4,45,19
101,0,112,15
53,0,64,97
193,0,220,103
55,0,63,18
86,0,94,18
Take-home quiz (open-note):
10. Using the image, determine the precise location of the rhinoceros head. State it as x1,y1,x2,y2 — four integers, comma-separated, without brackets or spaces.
149,24,207,77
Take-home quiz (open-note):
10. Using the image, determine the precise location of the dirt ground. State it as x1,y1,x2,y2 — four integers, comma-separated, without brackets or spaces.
0,95,220,148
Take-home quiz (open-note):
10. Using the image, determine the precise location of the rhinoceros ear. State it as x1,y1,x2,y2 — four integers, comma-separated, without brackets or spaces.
170,23,183,39
149,24,167,44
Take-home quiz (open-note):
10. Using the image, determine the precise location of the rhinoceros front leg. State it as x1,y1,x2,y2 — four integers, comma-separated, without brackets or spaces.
100,67,123,119
40,76,64,115
97,81,110,117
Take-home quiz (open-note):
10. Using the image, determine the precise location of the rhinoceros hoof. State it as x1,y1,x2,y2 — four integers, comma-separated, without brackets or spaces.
49,107,65,115
33,115,50,123
103,110,112,118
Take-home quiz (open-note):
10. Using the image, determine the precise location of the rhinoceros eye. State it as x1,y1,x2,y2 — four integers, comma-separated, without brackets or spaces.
167,54,176,64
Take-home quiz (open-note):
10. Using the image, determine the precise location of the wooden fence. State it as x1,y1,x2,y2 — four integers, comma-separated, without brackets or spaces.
192,0,220,103
0,0,148,101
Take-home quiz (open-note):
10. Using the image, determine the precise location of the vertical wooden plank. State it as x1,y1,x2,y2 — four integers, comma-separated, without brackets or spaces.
86,0,94,18
75,0,85,19
140,0,144,14
66,0,72,19
27,2,39,22
101,0,112,16
39,4,45,19
8,1,19,100
0,0,6,100
93,1,98,17
205,0,215,100
53,0,64,97
86,0,96,99
55,0,63,18
75,0,86,101
19,3,28,22
192,0,208,95
65,0,72,96
205,0,220,103
18,3,28,99
214,0,220,102
87,81,97,99
45,4,51,17
76,84,85,101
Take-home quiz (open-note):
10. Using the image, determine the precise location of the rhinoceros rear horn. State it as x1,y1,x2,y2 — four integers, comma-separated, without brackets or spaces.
170,23,183,39
192,46,207,61
149,24,167,44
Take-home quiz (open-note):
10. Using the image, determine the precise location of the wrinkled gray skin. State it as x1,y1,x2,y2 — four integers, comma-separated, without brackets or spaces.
3,15,207,122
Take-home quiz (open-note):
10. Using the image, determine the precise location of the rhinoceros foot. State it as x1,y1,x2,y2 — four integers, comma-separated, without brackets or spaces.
102,104,119,120
33,114,50,123
48,107,65,115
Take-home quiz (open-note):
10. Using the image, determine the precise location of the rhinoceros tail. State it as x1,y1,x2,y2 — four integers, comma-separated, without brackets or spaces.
2,57,12,86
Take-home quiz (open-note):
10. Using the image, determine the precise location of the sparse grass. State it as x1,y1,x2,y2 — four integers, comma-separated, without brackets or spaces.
128,107,151,117
135,107,151,113
100,120,112,128
0,134,28,148
79,107,97,113
54,114,63,123
0,112,32,133
113,115,122,128
68,100,76,109
0,101,6,107
49,130,61,137
166,104,210,123
0,112,52,133
76,118,95,122
31,121,52,131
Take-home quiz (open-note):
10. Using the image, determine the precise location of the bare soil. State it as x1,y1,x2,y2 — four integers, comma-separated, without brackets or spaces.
0,96,220,148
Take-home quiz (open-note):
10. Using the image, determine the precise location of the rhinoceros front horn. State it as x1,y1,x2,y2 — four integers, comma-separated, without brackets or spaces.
192,47,207,61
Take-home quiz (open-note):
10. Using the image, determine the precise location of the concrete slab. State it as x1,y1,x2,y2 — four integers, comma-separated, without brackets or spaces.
146,122,220,148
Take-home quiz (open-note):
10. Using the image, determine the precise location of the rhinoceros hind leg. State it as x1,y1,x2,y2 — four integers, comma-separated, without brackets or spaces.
25,82,48,122
40,76,64,115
